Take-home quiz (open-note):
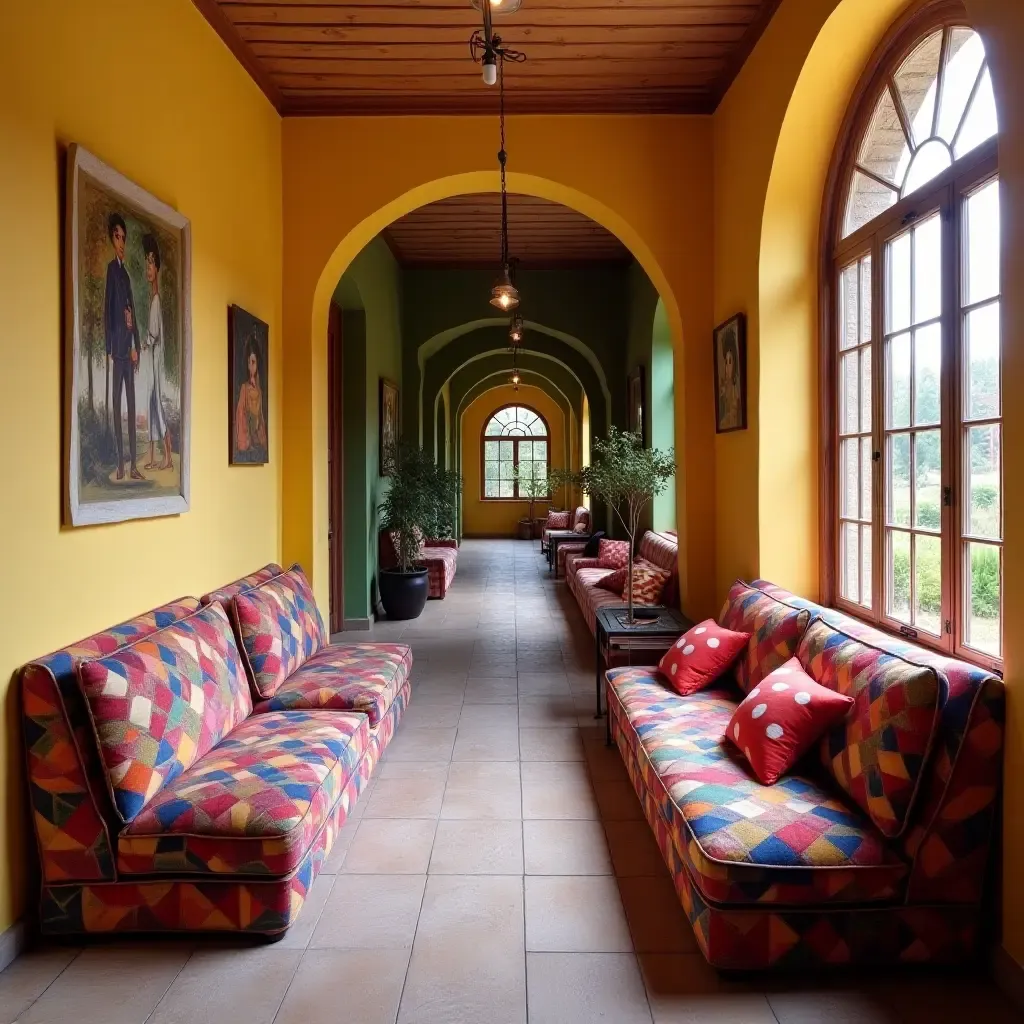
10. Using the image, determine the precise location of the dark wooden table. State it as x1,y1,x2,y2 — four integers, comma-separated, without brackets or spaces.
594,605,692,743
547,530,595,578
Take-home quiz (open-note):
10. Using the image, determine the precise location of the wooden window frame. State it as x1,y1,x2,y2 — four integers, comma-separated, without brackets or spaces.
480,404,552,502
820,0,1002,672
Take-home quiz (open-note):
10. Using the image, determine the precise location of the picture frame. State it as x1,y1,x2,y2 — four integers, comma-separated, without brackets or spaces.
379,377,399,476
65,144,192,526
228,305,269,465
627,366,646,445
713,313,747,433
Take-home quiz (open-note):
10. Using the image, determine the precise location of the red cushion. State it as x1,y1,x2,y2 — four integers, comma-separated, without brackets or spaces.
726,657,855,785
597,539,630,570
596,568,628,594
546,511,571,529
626,565,671,606
657,619,750,697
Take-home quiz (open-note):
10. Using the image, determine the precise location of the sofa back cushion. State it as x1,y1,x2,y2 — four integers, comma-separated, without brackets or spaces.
199,564,283,609
77,602,252,823
637,531,678,573
797,617,942,838
572,507,591,533
718,580,811,694
231,564,326,699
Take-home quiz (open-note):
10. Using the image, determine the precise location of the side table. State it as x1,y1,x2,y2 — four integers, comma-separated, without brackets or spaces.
594,605,692,744
548,531,595,578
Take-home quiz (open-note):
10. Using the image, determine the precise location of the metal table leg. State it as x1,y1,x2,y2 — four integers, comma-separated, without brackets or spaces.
594,626,603,719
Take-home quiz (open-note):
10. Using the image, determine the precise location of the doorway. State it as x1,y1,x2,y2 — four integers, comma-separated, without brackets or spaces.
327,302,344,634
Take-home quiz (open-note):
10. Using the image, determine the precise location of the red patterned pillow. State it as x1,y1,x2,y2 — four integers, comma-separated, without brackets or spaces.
727,657,854,785
658,619,750,696
625,565,671,606
546,511,571,530
596,568,628,594
598,539,630,570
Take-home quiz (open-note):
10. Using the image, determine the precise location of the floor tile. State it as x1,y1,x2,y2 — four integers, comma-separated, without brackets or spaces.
527,952,653,1024
523,819,613,875
617,876,699,953
429,820,525,874
440,761,522,819
309,874,426,949
639,953,776,1023
519,727,584,761
320,815,359,873
766,986,901,1024
146,947,301,1024
400,702,462,728
518,674,571,698
463,677,520,703
521,761,599,819
525,875,633,952
594,777,646,821
604,820,668,876
274,949,410,1024
364,774,448,817
452,724,521,761
274,871,336,949
0,946,80,1022
342,818,438,874
517,695,579,729
385,726,457,762
458,704,520,728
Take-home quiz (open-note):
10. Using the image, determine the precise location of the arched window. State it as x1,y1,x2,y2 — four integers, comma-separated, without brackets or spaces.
825,4,1001,667
482,404,550,500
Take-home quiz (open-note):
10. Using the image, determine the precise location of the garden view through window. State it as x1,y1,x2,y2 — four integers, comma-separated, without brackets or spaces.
832,23,1001,663
482,404,550,499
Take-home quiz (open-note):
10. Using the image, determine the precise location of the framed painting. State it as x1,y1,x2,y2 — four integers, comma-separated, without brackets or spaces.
64,144,191,525
228,305,269,465
379,377,399,476
713,313,747,433
627,366,646,445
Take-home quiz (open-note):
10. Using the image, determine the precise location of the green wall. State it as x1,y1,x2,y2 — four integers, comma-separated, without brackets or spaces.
333,237,404,624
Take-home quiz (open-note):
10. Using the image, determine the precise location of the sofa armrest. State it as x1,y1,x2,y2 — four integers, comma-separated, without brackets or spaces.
569,557,603,573
426,538,459,549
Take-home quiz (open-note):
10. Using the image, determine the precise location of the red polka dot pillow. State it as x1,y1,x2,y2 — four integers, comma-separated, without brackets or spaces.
657,619,751,697
597,538,630,570
726,657,854,785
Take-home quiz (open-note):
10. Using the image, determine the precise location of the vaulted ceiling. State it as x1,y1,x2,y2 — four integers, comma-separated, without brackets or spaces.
384,194,630,267
193,0,780,115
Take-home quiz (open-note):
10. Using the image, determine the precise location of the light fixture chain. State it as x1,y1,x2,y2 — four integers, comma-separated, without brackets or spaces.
498,51,509,268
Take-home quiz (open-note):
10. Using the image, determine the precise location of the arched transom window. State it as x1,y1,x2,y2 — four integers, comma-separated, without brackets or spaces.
482,405,550,499
827,7,1001,668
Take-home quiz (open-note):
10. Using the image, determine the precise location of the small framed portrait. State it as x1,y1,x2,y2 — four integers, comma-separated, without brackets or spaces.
379,378,399,476
627,367,646,445
713,314,747,433
228,305,269,465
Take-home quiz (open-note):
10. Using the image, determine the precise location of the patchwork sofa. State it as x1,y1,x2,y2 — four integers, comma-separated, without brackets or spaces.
606,578,1005,969
565,529,680,635
21,562,411,938
378,532,458,600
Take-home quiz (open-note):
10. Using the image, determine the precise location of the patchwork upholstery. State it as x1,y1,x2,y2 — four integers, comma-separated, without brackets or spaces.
799,618,941,839
77,603,253,823
199,564,283,610
253,643,413,725
424,544,458,599
608,669,907,907
718,581,811,694
118,711,369,876
232,565,326,698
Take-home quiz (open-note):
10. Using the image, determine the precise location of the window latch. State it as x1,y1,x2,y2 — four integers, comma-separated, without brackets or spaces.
872,451,881,463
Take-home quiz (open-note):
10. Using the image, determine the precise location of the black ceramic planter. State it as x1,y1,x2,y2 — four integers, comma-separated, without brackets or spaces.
379,566,430,620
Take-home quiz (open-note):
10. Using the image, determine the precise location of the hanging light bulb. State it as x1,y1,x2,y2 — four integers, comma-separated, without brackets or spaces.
510,369,521,390
508,313,524,346
472,0,523,14
490,266,520,311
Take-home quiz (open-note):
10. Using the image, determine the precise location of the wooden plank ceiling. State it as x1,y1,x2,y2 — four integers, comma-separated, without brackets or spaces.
383,194,631,267
196,0,779,115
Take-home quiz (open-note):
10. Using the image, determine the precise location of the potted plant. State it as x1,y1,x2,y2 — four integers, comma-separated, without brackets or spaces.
513,462,549,541
579,427,675,623
377,442,436,620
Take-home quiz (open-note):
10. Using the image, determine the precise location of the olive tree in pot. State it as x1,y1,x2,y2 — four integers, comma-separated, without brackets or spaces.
579,427,675,624
513,461,549,541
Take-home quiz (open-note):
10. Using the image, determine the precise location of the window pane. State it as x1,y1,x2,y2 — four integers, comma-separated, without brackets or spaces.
534,440,547,462
519,440,533,462
902,139,953,198
954,67,998,159
861,255,872,343
889,433,911,526
841,439,859,518
938,29,986,144
842,522,860,604
485,462,499,482
965,303,1000,420
914,533,942,635
498,479,514,498
485,479,499,498
840,352,860,434
914,429,942,530
888,232,912,332
888,332,911,428
499,440,513,461
861,525,873,610
840,263,859,350
845,170,898,238
861,436,873,520
484,441,500,460
861,347,872,431
968,424,1001,540
965,180,1000,306
967,542,1001,656
894,29,942,149
857,86,910,186
889,530,912,623
914,323,942,426
913,214,942,324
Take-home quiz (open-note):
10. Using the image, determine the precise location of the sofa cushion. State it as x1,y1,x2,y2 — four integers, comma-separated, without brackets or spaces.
718,580,811,694
658,620,750,697
728,657,854,785
252,643,412,725
596,568,628,594
636,531,679,573
598,539,630,570
546,511,571,531
199,564,283,609
77,603,253,823
607,667,908,906
798,618,942,839
118,710,368,877
424,545,458,599
627,564,671,606
232,565,326,699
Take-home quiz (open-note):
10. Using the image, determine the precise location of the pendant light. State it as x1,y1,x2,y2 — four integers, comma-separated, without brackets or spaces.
508,312,524,347
471,0,524,84
488,50,520,312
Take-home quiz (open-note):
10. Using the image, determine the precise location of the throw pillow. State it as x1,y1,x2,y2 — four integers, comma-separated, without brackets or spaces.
596,568,628,594
658,619,751,697
546,511,571,530
583,531,605,557
727,657,854,785
625,565,671,606
598,538,630,570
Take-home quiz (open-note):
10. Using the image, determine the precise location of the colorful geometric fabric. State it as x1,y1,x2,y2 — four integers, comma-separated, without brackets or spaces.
606,667,908,907
252,643,412,725
658,620,750,697
21,597,201,883
727,657,854,786
118,710,369,876
718,580,811,694
797,617,941,839
199,564,283,611
232,564,326,698
597,538,630,570
626,564,672,606
423,543,458,599
77,603,253,823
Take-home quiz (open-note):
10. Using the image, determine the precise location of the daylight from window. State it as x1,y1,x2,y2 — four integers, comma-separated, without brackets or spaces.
483,405,549,499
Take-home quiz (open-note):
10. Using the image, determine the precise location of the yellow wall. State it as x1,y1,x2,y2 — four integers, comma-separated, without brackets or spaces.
281,114,718,625
0,0,282,931
461,385,566,537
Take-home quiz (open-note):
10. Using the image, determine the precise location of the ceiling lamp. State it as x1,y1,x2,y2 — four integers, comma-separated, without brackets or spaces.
508,313,524,347
470,1,524,86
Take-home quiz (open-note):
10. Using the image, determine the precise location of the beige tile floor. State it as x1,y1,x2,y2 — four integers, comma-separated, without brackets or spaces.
1,540,1020,1023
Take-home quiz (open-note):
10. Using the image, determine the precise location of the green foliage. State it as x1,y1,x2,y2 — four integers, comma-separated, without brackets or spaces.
916,501,941,530
547,466,580,505
891,541,999,619
513,461,549,526
973,484,998,510
971,545,1000,619
427,464,462,540
76,397,117,486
